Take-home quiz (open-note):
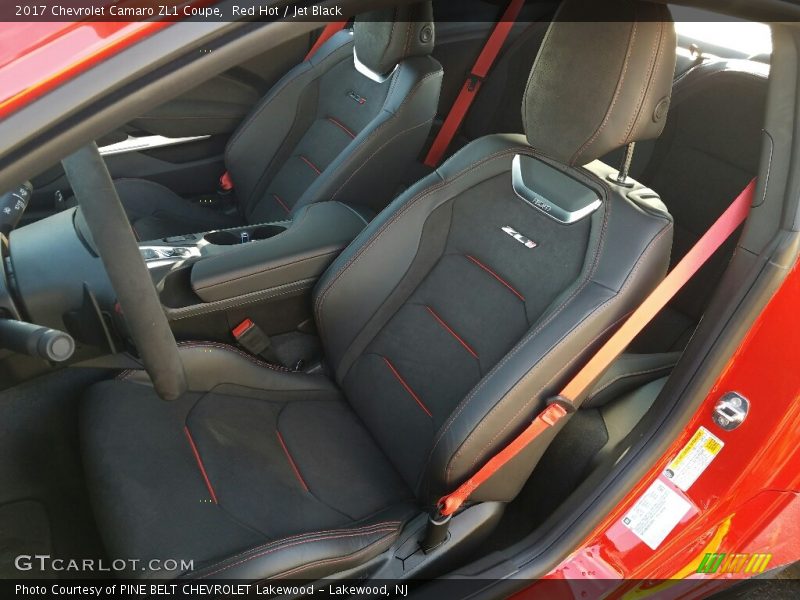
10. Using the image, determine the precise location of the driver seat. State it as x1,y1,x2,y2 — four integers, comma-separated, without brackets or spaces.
81,0,676,580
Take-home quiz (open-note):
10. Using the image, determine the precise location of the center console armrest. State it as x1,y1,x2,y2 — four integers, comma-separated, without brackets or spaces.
190,202,366,303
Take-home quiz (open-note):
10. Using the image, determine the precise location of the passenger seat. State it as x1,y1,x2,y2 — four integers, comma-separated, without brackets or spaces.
115,2,443,241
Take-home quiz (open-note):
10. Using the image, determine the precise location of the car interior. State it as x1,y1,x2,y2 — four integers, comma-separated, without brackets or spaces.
0,0,783,589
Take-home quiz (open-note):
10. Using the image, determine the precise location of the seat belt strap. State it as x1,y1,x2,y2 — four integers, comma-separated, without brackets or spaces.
437,178,757,518
305,21,349,60
423,0,525,167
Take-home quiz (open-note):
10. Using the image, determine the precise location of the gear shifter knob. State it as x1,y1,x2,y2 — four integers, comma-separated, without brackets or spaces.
0,182,33,237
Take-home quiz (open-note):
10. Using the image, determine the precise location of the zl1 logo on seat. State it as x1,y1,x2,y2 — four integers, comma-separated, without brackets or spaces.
502,226,537,249
348,91,367,105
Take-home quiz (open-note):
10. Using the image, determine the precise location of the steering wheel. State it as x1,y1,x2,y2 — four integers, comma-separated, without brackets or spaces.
62,144,187,400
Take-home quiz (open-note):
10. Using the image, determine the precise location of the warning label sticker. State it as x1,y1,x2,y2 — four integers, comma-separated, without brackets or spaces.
663,426,724,491
622,480,692,550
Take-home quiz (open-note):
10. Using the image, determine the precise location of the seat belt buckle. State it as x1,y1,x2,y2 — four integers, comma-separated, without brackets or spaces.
233,319,272,358
421,508,452,554
218,170,234,196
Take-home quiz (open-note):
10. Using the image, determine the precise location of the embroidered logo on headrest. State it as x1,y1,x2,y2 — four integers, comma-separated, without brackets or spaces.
348,91,367,105
502,226,537,249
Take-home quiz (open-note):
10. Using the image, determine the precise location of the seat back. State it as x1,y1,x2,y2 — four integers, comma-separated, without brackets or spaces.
225,3,442,224
314,0,677,508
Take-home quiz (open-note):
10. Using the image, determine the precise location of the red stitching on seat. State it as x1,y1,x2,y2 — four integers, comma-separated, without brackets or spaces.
276,430,310,492
327,116,356,138
426,306,479,359
183,426,219,504
382,357,432,417
198,521,402,575
272,193,291,214
176,341,291,372
465,254,525,302
299,155,322,175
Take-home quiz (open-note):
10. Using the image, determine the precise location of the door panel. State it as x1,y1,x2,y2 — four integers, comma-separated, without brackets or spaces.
127,34,309,138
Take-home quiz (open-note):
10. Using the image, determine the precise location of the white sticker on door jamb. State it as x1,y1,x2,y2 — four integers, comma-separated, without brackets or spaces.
622,480,692,550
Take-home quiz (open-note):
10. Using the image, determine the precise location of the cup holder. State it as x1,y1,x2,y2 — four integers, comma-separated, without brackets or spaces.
251,225,286,240
204,225,286,246
203,231,240,246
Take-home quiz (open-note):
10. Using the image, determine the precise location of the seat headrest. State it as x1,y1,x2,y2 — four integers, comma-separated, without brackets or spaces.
353,2,435,80
523,0,676,166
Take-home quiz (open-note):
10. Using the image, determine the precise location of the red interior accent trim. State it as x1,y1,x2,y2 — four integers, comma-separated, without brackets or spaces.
184,426,219,505
276,430,310,492
382,357,433,417
232,319,254,339
426,306,479,359
305,21,348,61
438,179,757,517
465,254,525,302
273,193,291,214
327,116,356,138
423,0,525,167
299,155,322,175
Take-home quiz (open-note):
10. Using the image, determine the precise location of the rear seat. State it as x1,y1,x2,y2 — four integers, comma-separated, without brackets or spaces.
625,58,769,352
579,57,769,408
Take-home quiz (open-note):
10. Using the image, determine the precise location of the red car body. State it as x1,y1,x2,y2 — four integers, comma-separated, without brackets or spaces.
2,19,799,596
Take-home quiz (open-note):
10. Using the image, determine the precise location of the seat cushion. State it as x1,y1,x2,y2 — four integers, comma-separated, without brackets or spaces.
81,347,414,579
114,178,243,241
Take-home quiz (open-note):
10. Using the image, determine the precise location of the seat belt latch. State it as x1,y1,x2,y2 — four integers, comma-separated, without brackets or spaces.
218,171,234,195
233,319,280,364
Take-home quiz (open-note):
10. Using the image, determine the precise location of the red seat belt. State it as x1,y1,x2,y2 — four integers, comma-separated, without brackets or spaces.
423,0,525,168
305,21,349,60
219,22,348,192
437,179,757,518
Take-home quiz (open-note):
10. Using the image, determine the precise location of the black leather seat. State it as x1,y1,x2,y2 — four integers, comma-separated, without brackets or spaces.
81,0,676,580
119,3,443,241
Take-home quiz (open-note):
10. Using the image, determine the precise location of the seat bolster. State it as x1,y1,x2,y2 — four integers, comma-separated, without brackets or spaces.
293,55,443,213
582,351,681,408
122,342,340,397
186,508,412,580
421,175,673,504
225,31,354,206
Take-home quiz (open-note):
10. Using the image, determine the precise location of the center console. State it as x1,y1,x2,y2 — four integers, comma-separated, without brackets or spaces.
139,201,368,340
8,200,367,367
